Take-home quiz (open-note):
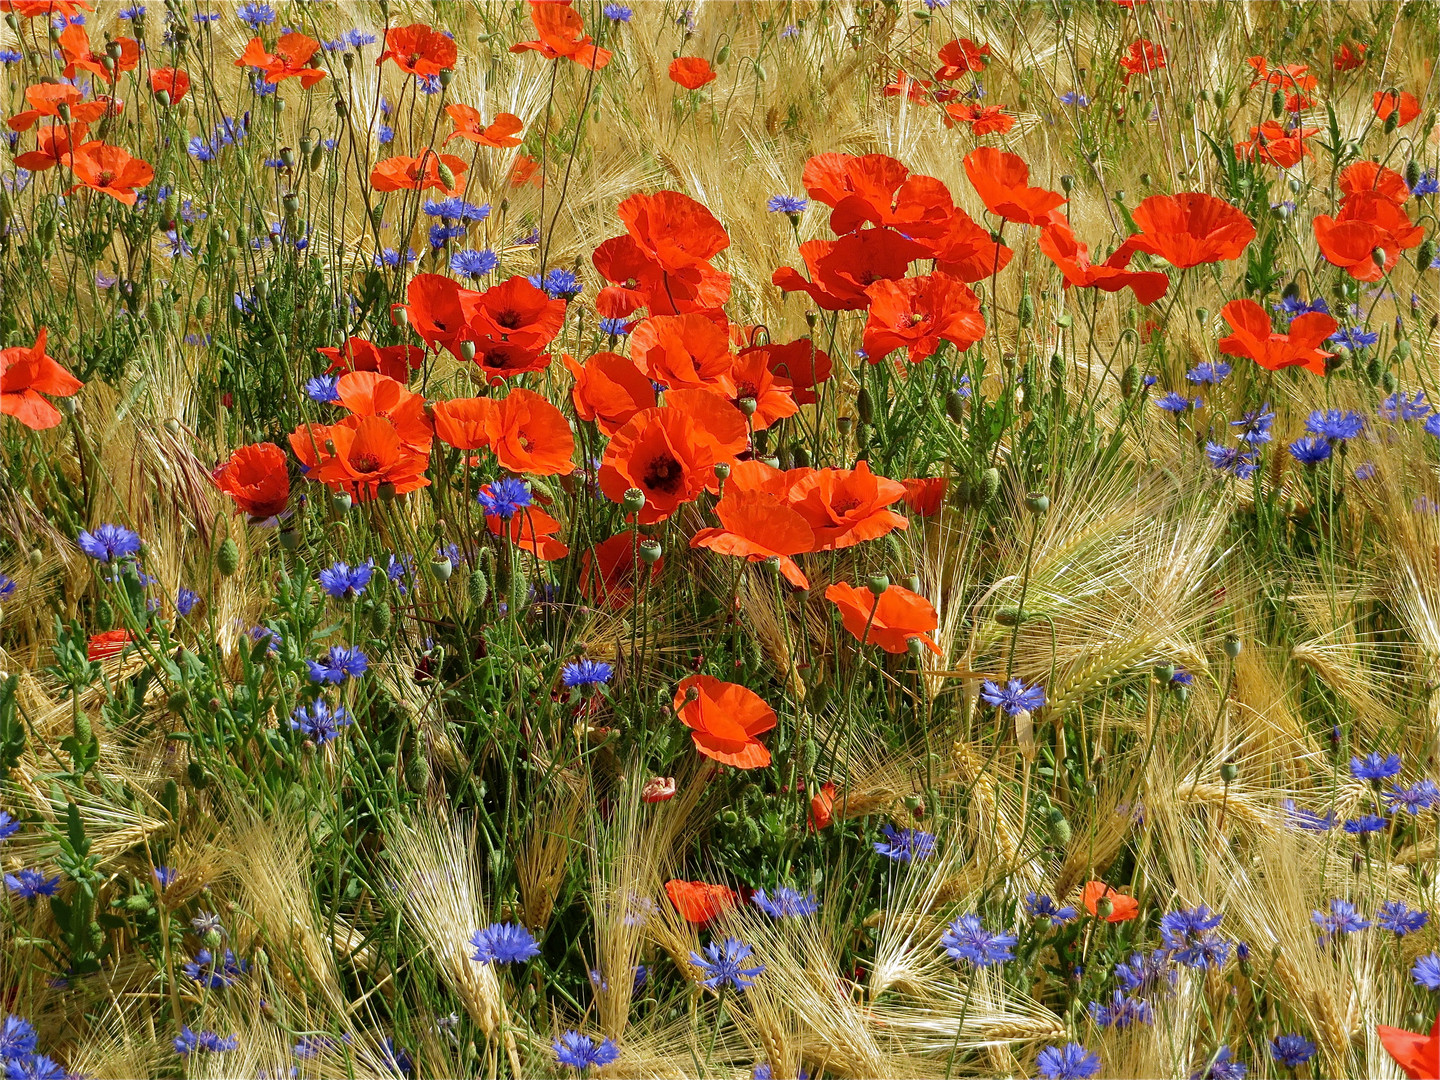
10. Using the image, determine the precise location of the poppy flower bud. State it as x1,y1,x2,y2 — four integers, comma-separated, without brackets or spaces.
1416,240,1435,269
1372,247,1387,269
1018,295,1035,327
1195,307,1209,325
1224,633,1242,659
430,557,453,581
867,574,890,597
622,488,646,514
458,340,476,362
1120,363,1142,399
27,548,42,568
436,162,457,190
1270,89,1283,117
154,89,171,108
790,444,810,468
945,390,966,423
977,467,1001,507
639,539,663,565
1056,311,1073,328
1384,110,1399,134
254,279,270,301
216,537,240,577
187,761,209,789
856,387,874,423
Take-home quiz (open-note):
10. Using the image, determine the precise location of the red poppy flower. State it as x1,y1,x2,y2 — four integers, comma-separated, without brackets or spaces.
467,275,566,356
1339,160,1409,204
825,581,941,655
1314,196,1422,281
926,209,1013,283
66,142,154,205
212,443,290,519
0,0,92,17
88,629,135,662
1332,42,1367,71
1378,1012,1440,1080
290,416,431,502
629,313,733,390
741,339,832,406
620,190,731,274
510,0,611,70
13,120,88,172
712,348,797,430
1109,193,1255,269
60,26,138,83
642,777,677,803
943,103,1015,134
1,327,82,430
509,153,543,188
773,229,929,311
963,147,1066,227
934,37,990,80
1218,298,1337,375
377,23,457,77
490,503,568,561
474,342,552,383
664,879,738,924
318,338,424,382
809,781,836,830
1037,219,1169,305
235,32,326,87
370,150,467,196
443,105,523,147
8,83,113,131
334,372,433,452
432,397,492,451
482,388,574,476
598,406,719,524
663,390,749,468
691,488,814,589
883,70,932,103
786,460,908,551
1081,881,1139,922
1235,120,1317,169
1374,90,1421,127
564,351,657,435
802,154,954,243
399,274,472,355
1118,38,1165,83
580,532,661,609
149,68,190,104
674,674,777,769
670,56,717,90
862,272,986,364
594,191,732,317
1246,57,1317,93
902,477,947,517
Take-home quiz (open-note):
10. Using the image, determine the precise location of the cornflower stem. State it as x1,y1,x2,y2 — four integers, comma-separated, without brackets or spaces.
704,986,727,1069
1004,509,1043,683
942,971,978,1080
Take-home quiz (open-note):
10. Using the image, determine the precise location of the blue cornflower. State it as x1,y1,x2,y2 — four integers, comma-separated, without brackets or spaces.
1268,1034,1315,1069
1037,1043,1101,1080
1274,294,1329,317
193,11,221,23
477,478,533,519
1414,952,1440,990
1328,326,1379,352
1024,893,1078,925
4,869,59,899
1114,949,1175,996
1312,898,1370,935
429,223,466,249
1410,171,1439,196
873,825,935,862
176,588,200,616
1155,392,1198,413
290,700,352,745
305,375,341,403
161,229,193,257
1192,1046,1246,1080
752,887,819,919
318,559,374,599
347,29,377,48
306,646,369,684
1380,390,1432,422
153,866,177,889
78,523,141,563
602,3,633,21
1185,361,1231,385
560,659,614,689
1351,752,1402,782
1160,906,1230,969
199,1032,238,1053
553,1032,620,1071
237,3,275,28
0,814,17,842
980,678,1045,715
767,194,809,215
0,1016,38,1060
598,317,632,336
1426,414,1440,439
1231,406,1276,445
529,268,582,300
1088,989,1153,1028
1205,442,1259,480
7,1054,64,1079
451,248,499,279
1343,814,1387,835
293,1035,340,1059
0,574,14,600
1306,409,1364,441
183,948,248,989
385,554,412,590
940,913,1017,966
1387,780,1440,814
1060,91,1090,107
1288,436,1332,466
1281,800,1336,831
470,923,540,965
1377,900,1428,936
0,50,22,65
250,626,281,655
375,247,417,268
779,23,800,38
690,937,764,991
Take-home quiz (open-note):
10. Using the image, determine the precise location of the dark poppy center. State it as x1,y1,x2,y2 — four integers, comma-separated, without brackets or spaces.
351,453,380,472
643,454,685,494
494,309,524,329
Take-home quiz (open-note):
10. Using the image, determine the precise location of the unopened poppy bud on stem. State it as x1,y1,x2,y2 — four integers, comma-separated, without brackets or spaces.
1372,247,1387,269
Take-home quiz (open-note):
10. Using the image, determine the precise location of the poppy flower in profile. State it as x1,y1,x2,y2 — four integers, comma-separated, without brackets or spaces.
377,23,457,77
862,272,986,365
399,274,472,354
825,582,941,655
620,191,732,274
212,442,290,520
580,532,662,609
1377,1012,1440,1080
1246,56,1317,94
628,313,733,390
66,143,154,205
691,488,815,589
432,397,492,451
599,406,722,524
483,388,574,476
1118,38,1165,83
772,230,929,311
509,153,543,188
8,83,113,131
883,70,933,104
670,56,717,90
787,461,909,551
927,209,1014,283
511,0,611,70
1374,90,1420,127
674,674,777,769
564,352,657,435
60,25,138,83
370,150,468,196
593,191,733,316
664,879,738,924
490,503,568,561
1338,160,1409,204
1037,219,1169,305
713,348,798,430
1235,120,1317,169
149,68,190,104
963,147,1066,226
642,777,677,804
13,121,89,172
902,477,947,517
1218,298,1337,375
1,327,83,430
1081,881,1139,922
1332,41,1367,71
742,339,832,406
333,371,433,452
317,338,424,382
809,781,837,830
934,37,990,80
1110,193,1255,269
943,103,1015,134
444,105,523,147
235,32,326,88
290,416,431,503
87,629,135,662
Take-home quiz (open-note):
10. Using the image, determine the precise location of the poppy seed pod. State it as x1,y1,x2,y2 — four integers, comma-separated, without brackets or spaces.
902,574,921,594
1153,664,1175,683
1224,634,1242,658
737,396,758,417
1025,492,1049,515
621,488,646,514
430,557,453,582
713,462,731,482
1095,896,1114,920
1056,311,1073,328
1220,761,1238,783
439,67,454,87
331,492,352,514
154,89,171,108
639,539,663,565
